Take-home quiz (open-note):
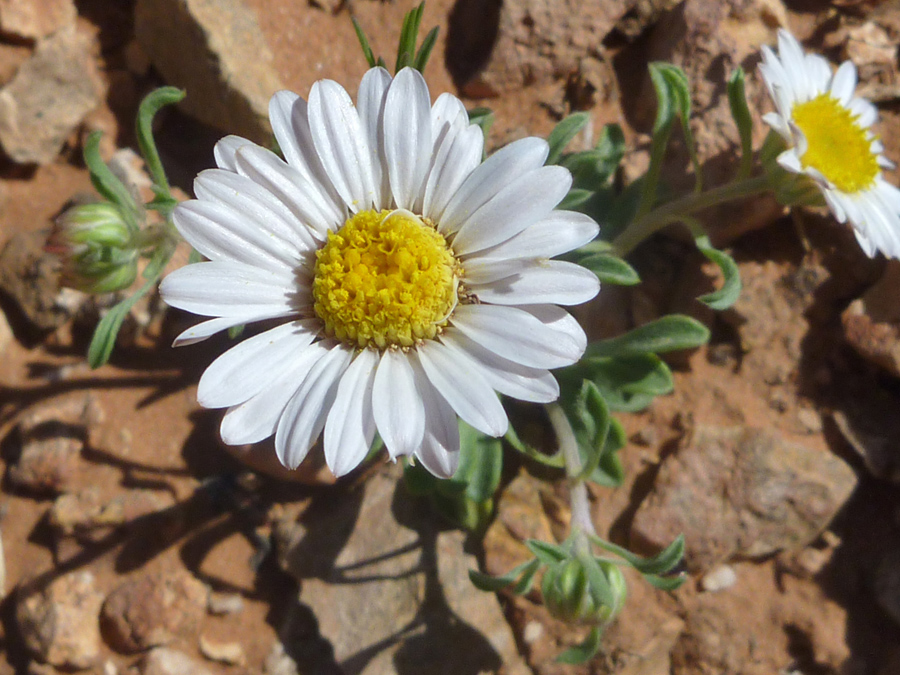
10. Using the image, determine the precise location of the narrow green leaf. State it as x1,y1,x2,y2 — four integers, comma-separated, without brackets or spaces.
567,381,611,482
556,626,603,664
643,573,687,591
469,558,537,592
504,422,564,468
413,26,439,72
455,420,503,503
579,253,640,286
83,132,140,229
352,17,377,68
584,315,710,359
512,558,542,595
589,534,685,576
395,2,425,73
727,68,754,181
696,241,742,310
468,107,494,147
559,124,625,189
227,324,245,340
590,418,626,487
136,87,185,200
525,539,570,566
547,112,591,165
558,188,594,211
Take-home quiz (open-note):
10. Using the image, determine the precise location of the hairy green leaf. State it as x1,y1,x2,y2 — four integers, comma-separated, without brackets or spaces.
578,253,640,286
727,68,754,181
547,112,591,165
585,315,710,359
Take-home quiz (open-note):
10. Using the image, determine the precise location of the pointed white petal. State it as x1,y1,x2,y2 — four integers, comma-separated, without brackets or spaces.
451,303,584,368
415,342,507,437
468,259,600,306
830,61,857,105
468,210,599,261
384,67,433,210
172,314,273,347
430,93,467,143
422,124,483,222
308,79,379,212
411,357,460,478
439,137,549,235
324,348,379,476
357,67,392,208
372,347,426,458
214,135,253,171
275,343,352,469
198,320,319,408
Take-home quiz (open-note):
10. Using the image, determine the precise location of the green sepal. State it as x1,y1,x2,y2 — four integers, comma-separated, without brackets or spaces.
83,132,140,231
352,17,377,68
136,87,185,203
525,539,570,566
584,315,710,359
547,112,591,165
727,68,754,181
556,626,603,665
413,26,439,72
589,533,685,576
578,253,640,286
395,2,425,73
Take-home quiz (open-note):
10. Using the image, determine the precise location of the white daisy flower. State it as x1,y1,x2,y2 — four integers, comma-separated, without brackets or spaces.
160,67,600,478
759,29,900,258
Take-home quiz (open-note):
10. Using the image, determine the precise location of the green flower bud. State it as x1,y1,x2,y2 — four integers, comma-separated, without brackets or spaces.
542,557,627,626
47,202,139,294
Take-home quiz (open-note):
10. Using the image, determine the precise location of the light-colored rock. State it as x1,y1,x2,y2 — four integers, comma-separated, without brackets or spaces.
700,565,737,593
0,0,77,39
16,571,104,670
262,643,298,675
140,648,213,675
101,570,207,653
0,25,103,164
0,305,12,354
206,591,244,616
275,465,530,675
50,488,176,540
134,0,282,143
198,634,246,666
0,527,5,600
843,261,900,377
631,425,857,572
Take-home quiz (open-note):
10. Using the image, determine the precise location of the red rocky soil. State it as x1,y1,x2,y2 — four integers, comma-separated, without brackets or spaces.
2,0,900,674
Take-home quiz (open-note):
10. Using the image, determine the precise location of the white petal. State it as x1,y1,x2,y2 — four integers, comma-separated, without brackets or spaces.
430,92,467,144
197,320,319,408
830,61,857,105
324,348,378,476
451,166,573,255
308,79,379,212
372,347,426,458
850,98,879,128
219,340,332,445
275,343,352,469
451,303,585,369
160,261,299,318
193,170,317,257
776,149,803,175
357,67,392,208
415,342,507,437
442,329,559,403
412,358,460,478
468,210,599,261
422,124,483,222
234,144,345,240
214,135,253,172
439,137,549,235
468,259,600,306
384,67,433,211
172,314,273,347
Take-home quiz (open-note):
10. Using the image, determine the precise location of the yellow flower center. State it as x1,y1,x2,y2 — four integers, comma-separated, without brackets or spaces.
791,94,879,194
312,209,459,349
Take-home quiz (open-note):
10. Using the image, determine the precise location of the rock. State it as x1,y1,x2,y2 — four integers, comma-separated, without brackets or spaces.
0,305,12,353
843,261,900,378
7,393,98,494
832,390,900,483
874,544,900,629
0,0,77,39
198,634,246,666
140,648,213,675
0,231,80,334
446,0,634,95
262,643,298,675
631,425,857,572
100,570,207,653
671,603,756,675
0,25,104,164
206,591,244,616
275,465,530,675
16,571,104,670
699,565,737,593
134,0,282,143
49,488,176,540
0,527,5,600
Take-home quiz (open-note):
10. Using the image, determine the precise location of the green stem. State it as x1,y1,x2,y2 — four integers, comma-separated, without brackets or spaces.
611,173,770,257
546,403,596,545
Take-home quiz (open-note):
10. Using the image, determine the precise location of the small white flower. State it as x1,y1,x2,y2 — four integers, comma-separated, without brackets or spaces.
160,67,600,478
759,29,900,258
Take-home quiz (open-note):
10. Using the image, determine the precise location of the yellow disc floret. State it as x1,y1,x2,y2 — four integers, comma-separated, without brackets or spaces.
313,209,459,349
792,94,879,194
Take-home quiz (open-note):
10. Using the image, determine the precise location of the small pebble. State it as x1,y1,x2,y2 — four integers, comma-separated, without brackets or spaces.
700,564,737,592
523,620,543,644
199,635,246,666
207,591,244,616
797,408,823,434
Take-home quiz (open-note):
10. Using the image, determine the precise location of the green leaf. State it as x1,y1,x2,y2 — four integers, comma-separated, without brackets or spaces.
727,68,754,181
563,381,611,482
547,112,591,165
504,421,564,469
578,253,640,286
469,558,539,592
454,419,503,502
590,418,626,487
525,539,570,566
136,87,185,201
579,552,615,610
395,2,425,73
512,558,542,595
352,17,377,68
227,324,246,340
468,107,494,148
403,460,439,496
571,354,673,413
644,572,687,591
82,132,140,230
556,626,603,665
695,237,741,310
589,534,685,576
413,26,439,72
557,188,594,211
584,315,710,359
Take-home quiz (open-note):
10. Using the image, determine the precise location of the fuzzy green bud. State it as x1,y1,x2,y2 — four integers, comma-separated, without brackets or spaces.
47,202,139,294
542,557,627,626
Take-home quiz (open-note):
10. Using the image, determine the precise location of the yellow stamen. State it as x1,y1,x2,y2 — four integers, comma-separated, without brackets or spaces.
312,209,459,349
792,94,879,194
